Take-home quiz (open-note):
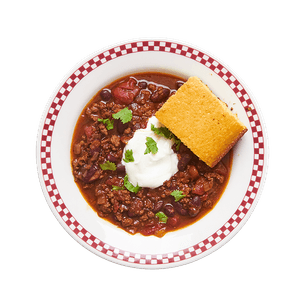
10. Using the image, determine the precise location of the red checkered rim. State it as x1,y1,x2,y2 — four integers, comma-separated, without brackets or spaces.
40,40,265,266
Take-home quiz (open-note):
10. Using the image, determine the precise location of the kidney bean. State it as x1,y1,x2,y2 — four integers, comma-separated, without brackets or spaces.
190,196,202,208
150,88,170,103
178,154,192,171
134,90,151,105
188,207,200,217
148,83,156,91
107,153,117,162
188,165,199,180
172,201,187,216
100,89,112,101
117,120,128,134
153,200,164,212
116,163,126,173
163,204,175,217
138,80,147,89
82,164,99,183
192,177,206,195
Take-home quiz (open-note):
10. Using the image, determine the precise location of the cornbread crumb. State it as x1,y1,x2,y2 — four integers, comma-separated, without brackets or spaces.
155,76,247,167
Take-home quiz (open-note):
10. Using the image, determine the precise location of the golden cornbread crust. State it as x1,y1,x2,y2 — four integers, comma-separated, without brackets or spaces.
155,76,248,167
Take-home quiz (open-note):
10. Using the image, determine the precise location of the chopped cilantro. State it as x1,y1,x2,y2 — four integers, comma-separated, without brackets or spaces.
123,149,134,163
151,124,181,151
151,124,172,138
99,161,117,171
174,138,181,151
144,137,158,155
98,118,114,130
170,190,186,202
124,175,142,194
155,211,168,224
112,185,125,191
112,107,132,124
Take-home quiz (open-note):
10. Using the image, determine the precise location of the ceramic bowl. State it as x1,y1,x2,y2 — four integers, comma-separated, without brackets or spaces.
37,40,267,268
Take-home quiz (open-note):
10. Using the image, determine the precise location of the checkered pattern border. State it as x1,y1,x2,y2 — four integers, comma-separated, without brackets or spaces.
39,41,265,266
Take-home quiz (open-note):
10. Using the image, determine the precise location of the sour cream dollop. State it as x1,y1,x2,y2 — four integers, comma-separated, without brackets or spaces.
122,116,178,188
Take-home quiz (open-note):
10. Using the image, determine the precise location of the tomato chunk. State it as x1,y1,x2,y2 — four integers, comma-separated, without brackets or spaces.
112,78,140,105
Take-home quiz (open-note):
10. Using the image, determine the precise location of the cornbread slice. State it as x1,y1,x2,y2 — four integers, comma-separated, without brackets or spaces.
155,76,247,167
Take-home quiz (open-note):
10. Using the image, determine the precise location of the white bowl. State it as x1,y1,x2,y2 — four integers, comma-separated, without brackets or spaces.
36,40,268,268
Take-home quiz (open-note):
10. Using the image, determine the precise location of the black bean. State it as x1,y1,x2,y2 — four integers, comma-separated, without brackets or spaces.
178,154,192,171
100,89,112,101
163,204,175,217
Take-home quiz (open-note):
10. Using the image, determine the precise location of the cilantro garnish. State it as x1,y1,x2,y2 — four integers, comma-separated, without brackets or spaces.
151,124,181,151
112,185,125,191
99,161,117,171
155,211,168,224
123,149,134,163
170,190,186,202
98,118,114,130
124,175,141,194
174,138,181,151
112,107,132,124
151,124,172,138
144,137,158,155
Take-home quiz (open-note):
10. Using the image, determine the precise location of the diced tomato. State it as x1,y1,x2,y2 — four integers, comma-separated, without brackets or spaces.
141,222,165,236
112,78,140,105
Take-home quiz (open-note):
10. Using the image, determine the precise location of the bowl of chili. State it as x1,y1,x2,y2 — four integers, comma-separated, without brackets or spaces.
37,39,267,268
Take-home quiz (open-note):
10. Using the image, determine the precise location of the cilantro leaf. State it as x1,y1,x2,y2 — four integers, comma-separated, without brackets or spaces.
112,185,125,191
144,137,158,155
155,211,168,224
151,124,181,151
98,118,114,130
112,107,132,124
123,175,141,194
151,124,172,138
123,149,134,163
174,138,181,151
170,190,186,202
100,161,117,171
